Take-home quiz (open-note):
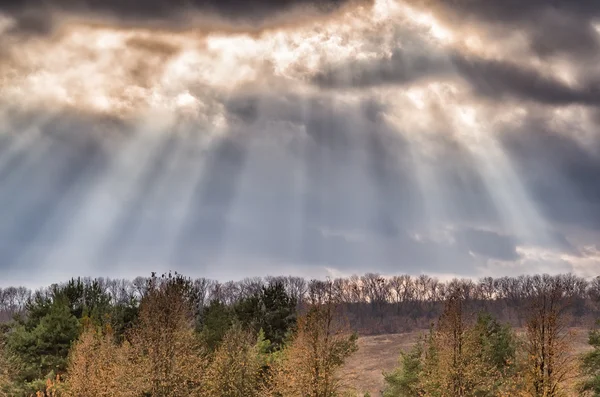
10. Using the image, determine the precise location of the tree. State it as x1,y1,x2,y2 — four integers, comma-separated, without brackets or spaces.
385,293,514,397
6,300,79,392
200,299,235,351
0,325,10,397
109,295,139,343
204,324,270,397
472,312,516,374
235,281,297,352
418,292,500,397
65,324,142,397
522,275,577,397
272,282,358,397
129,272,207,397
383,340,424,397
56,278,112,323
580,325,600,396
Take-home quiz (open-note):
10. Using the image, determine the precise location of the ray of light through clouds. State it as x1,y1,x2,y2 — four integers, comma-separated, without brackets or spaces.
0,0,599,286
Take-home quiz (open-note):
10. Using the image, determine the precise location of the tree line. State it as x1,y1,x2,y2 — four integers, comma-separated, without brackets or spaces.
2,273,600,332
2,272,600,396
383,274,600,396
0,272,357,396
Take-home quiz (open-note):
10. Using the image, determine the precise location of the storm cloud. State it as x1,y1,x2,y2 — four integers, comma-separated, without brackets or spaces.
405,0,600,57
314,49,600,106
0,0,370,34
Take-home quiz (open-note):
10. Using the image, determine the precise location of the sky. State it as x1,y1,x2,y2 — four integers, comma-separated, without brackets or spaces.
0,0,599,287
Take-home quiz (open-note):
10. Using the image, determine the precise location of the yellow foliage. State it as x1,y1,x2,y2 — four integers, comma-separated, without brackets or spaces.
271,297,358,397
65,325,143,397
204,324,267,397
127,275,208,397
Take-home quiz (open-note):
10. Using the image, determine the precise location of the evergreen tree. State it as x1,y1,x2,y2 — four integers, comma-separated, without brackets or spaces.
6,300,79,395
473,312,516,374
200,299,235,351
580,326,600,396
234,282,297,352
259,282,297,351
0,324,10,397
383,340,424,397
110,295,139,343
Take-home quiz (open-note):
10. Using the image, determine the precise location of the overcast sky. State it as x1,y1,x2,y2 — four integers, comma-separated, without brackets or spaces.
0,0,599,286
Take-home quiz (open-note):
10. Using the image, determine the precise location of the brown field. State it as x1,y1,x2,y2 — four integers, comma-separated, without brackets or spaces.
341,328,593,397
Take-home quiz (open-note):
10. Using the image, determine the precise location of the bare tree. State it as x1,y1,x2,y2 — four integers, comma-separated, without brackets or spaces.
522,274,578,397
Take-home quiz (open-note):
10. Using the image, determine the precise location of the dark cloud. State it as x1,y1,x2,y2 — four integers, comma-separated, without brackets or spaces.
527,12,600,58
409,0,600,57
312,47,448,88
498,115,600,232
455,228,519,261
412,0,600,25
452,55,600,106
2,0,600,286
0,0,370,34
314,48,600,106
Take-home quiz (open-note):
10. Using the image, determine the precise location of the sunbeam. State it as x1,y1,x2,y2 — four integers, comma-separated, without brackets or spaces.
0,0,599,284
451,103,558,250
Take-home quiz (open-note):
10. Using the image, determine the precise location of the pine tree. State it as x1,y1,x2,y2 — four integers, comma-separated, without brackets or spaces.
472,313,516,375
382,339,424,397
0,327,10,397
200,300,235,351
6,300,79,391
234,281,297,352
258,282,297,351
581,325,600,396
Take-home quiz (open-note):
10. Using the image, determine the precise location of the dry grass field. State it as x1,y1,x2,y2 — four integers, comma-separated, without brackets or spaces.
341,328,593,397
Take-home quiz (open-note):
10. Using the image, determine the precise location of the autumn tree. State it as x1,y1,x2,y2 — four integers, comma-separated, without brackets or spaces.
204,324,270,397
129,272,207,397
384,290,517,397
65,323,143,397
521,275,578,397
0,326,10,397
272,280,358,397
419,291,500,397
